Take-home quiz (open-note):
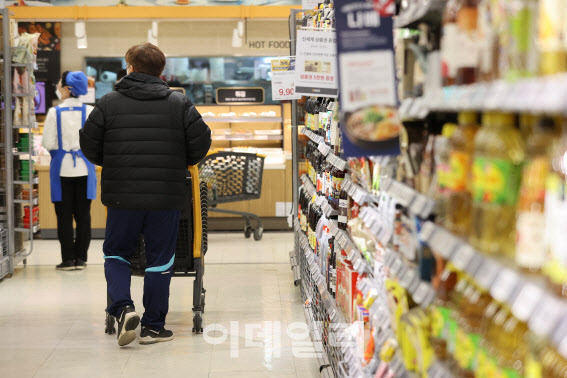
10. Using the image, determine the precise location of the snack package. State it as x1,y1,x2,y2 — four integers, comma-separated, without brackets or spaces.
13,97,22,126
13,33,40,64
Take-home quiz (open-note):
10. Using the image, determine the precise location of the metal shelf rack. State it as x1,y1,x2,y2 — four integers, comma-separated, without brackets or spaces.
0,9,39,279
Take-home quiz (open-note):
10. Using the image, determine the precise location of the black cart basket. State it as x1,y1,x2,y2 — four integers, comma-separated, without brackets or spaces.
198,151,265,240
104,166,208,334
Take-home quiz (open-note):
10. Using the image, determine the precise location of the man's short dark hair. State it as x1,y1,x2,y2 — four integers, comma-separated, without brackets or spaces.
125,43,166,77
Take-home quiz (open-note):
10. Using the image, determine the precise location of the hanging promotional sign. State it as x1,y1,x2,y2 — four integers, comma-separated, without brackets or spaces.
295,30,338,98
335,0,401,157
271,57,301,101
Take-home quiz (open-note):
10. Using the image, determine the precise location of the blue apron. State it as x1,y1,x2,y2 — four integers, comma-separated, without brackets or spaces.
49,105,97,203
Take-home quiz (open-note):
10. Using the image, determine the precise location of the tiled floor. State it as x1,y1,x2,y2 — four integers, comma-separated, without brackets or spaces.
0,232,321,378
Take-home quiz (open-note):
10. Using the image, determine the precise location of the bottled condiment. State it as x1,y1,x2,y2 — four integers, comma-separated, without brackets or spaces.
418,134,436,195
544,119,567,297
471,113,525,259
502,0,538,79
538,0,567,75
446,112,479,238
477,0,501,81
441,0,459,86
434,123,457,227
455,0,481,85
338,178,348,230
516,117,556,273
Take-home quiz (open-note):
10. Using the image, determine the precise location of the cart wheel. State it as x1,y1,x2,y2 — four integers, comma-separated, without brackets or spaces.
192,312,203,334
254,227,263,241
105,312,116,335
244,226,252,239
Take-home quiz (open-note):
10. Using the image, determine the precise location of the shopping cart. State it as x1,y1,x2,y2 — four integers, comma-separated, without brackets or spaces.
104,165,208,335
198,151,265,241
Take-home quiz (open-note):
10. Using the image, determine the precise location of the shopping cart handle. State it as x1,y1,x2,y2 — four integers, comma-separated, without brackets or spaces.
188,165,202,259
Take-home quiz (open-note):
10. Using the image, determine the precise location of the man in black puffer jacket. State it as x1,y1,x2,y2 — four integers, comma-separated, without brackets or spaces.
80,43,211,347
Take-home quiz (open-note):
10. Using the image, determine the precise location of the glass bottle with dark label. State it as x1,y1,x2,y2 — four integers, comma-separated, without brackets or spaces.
338,176,348,230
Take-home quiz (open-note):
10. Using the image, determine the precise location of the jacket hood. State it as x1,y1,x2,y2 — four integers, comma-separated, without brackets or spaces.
115,72,172,100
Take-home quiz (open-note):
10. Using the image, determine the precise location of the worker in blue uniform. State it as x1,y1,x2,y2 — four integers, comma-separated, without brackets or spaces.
42,71,96,271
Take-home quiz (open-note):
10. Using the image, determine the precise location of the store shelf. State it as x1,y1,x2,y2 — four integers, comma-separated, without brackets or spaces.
13,124,37,129
14,197,38,205
380,177,435,219
419,221,567,343
426,73,567,115
203,116,282,123
341,177,373,206
394,0,445,29
212,134,283,141
0,255,9,280
14,177,39,185
296,225,361,377
302,129,348,171
15,224,39,233
11,92,34,97
399,97,429,121
13,248,31,266
11,63,33,68
13,151,34,157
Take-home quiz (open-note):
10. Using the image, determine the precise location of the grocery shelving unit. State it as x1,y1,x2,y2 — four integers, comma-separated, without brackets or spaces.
0,9,39,278
0,8,11,280
289,1,567,376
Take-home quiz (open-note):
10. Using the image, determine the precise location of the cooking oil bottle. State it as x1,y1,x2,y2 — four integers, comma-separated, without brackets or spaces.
544,117,567,297
491,304,527,377
435,123,458,227
516,117,557,273
471,112,525,259
446,112,479,238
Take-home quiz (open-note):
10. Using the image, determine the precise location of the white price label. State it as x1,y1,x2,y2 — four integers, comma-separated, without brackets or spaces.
390,256,403,276
271,58,301,101
474,258,501,290
529,295,564,337
451,244,476,271
490,268,520,303
511,283,544,322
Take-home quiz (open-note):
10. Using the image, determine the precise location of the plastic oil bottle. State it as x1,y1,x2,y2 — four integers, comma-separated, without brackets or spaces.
446,112,479,238
516,117,557,273
471,112,525,259
544,117,567,297
434,123,457,227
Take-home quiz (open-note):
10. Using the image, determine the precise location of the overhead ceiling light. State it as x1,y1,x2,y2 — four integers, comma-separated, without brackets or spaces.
75,21,87,49
148,21,158,46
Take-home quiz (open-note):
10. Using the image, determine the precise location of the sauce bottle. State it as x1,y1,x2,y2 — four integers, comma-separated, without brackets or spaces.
455,0,481,84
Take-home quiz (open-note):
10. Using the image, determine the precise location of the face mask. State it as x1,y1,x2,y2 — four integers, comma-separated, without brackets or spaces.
55,88,62,100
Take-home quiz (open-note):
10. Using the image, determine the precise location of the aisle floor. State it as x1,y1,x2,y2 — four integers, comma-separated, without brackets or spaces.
0,232,321,378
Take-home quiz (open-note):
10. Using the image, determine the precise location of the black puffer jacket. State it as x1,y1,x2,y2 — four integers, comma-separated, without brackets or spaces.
80,72,211,210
